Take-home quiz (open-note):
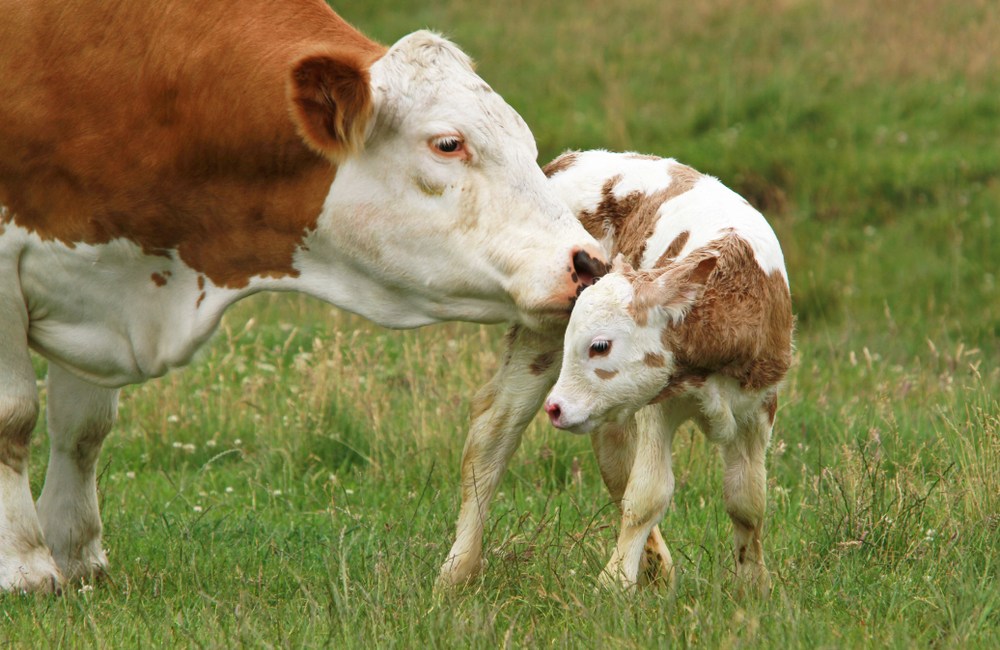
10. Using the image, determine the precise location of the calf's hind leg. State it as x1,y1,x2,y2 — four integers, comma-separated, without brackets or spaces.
35,363,119,583
718,398,774,598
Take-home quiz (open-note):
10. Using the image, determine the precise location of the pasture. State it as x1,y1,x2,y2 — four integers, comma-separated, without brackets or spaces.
4,0,998,646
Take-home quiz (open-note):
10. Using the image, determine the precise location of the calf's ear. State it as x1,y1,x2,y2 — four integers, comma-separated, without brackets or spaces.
636,255,717,326
288,48,374,160
611,253,635,275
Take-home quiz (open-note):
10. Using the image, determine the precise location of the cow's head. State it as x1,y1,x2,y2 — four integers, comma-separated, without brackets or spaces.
544,254,717,433
287,31,606,328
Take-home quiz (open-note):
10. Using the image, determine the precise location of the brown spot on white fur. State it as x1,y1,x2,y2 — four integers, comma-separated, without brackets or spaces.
656,230,689,266
529,351,557,376
0,397,39,474
151,272,168,287
542,151,580,178
763,392,778,425
594,368,618,380
643,352,666,368
578,163,702,267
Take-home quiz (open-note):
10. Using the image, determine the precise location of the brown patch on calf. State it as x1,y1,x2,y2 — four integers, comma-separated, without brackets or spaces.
643,352,666,368
196,291,206,308
151,272,168,287
659,233,793,393
655,230,690,266
594,368,619,380
529,351,556,376
763,392,778,425
542,151,580,178
577,163,702,268
0,1,386,289
650,371,707,404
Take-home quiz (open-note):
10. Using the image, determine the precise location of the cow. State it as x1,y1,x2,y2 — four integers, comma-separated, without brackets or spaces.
0,0,607,593
440,150,792,597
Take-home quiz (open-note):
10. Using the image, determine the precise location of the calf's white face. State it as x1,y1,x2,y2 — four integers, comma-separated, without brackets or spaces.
310,32,605,327
545,256,716,433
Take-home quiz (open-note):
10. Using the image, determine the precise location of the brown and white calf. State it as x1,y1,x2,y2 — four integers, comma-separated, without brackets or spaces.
441,151,792,597
0,0,605,593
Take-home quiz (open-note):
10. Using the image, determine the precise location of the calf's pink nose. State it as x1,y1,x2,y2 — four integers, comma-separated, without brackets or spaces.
544,400,562,425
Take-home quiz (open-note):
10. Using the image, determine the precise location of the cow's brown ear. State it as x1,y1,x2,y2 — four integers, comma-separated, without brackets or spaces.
288,49,374,160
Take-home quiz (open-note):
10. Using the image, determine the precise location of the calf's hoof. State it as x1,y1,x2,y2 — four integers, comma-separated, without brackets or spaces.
435,554,484,591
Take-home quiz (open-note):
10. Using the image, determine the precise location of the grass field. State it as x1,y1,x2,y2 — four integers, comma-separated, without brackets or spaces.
4,0,999,647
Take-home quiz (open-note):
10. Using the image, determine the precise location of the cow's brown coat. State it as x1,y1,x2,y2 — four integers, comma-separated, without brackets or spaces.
0,0,386,288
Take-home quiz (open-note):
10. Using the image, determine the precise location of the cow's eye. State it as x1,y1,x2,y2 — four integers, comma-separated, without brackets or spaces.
431,136,465,156
589,339,611,358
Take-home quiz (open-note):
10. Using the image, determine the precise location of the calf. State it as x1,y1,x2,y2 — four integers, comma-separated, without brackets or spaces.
441,151,792,597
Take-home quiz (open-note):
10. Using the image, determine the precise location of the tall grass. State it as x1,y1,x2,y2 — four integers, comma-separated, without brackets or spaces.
4,0,998,647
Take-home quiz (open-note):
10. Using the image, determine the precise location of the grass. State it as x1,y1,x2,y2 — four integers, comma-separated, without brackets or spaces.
3,0,999,646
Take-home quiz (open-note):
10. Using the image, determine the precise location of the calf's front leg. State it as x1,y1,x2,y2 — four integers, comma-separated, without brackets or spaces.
592,405,679,591
438,325,560,587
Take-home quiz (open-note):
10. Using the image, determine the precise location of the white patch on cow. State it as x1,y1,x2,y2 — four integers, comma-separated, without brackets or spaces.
13,225,239,387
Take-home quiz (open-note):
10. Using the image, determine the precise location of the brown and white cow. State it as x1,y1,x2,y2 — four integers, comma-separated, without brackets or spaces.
0,0,606,593
440,150,792,597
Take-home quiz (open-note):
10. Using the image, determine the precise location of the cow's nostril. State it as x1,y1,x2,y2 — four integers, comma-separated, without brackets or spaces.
544,401,561,423
572,249,608,287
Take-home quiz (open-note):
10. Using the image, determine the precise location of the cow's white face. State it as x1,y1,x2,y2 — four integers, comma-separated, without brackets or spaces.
295,32,605,328
544,256,716,433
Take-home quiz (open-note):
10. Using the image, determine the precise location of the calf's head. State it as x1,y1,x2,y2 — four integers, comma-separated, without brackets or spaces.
545,254,717,433
288,31,605,328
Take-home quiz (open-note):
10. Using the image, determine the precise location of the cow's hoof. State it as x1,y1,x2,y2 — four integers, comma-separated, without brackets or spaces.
56,546,109,585
0,549,66,595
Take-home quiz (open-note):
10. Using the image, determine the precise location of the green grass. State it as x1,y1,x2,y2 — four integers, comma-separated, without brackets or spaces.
4,0,999,646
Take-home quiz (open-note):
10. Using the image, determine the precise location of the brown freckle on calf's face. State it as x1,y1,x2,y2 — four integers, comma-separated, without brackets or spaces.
151,272,167,286
594,368,618,380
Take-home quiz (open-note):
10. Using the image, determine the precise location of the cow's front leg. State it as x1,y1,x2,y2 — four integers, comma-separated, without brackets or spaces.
438,325,561,587
35,363,118,583
592,406,677,591
0,288,63,593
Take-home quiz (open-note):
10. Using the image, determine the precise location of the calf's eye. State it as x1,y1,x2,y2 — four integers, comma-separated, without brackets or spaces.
589,339,612,358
